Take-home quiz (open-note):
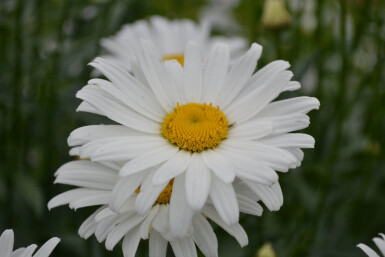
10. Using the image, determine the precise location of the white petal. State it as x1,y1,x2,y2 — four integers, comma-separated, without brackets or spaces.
373,237,385,256
89,137,167,162
226,70,293,123
79,207,107,239
183,41,202,103
257,96,320,118
164,60,185,104
90,58,165,120
68,125,146,147
76,85,160,133
47,188,110,210
122,226,142,257
18,245,38,257
202,150,235,184
170,237,197,257
149,230,168,257
202,205,248,247
237,60,290,99
243,181,283,211
120,144,179,176
192,215,218,257
110,171,148,212
209,176,239,225
140,205,160,239
357,244,381,257
185,154,211,211
237,194,263,216
283,81,301,92
217,147,278,184
54,161,118,190
0,230,14,257
201,43,230,103
105,215,145,250
152,150,191,186
169,175,194,238
135,40,179,112
228,121,273,140
135,175,168,215
33,238,60,257
216,43,262,108
258,133,315,148
76,101,104,116
152,205,169,236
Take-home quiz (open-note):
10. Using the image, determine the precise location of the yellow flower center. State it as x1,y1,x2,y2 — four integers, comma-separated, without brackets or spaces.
162,103,229,152
136,179,174,205
162,53,184,66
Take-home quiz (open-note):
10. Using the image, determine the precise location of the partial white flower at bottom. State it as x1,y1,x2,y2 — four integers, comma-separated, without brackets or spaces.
0,229,60,257
48,160,263,257
357,233,385,257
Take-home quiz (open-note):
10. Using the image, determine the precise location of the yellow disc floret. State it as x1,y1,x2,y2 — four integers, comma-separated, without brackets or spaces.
162,54,184,66
162,103,229,152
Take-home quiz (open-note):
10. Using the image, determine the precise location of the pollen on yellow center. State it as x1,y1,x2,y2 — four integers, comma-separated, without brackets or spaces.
162,53,184,66
136,179,174,205
162,103,229,152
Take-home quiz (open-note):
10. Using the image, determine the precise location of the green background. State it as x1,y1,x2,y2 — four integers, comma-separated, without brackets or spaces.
0,0,384,256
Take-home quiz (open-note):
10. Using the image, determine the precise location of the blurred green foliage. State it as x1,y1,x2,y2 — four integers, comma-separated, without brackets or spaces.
0,0,384,256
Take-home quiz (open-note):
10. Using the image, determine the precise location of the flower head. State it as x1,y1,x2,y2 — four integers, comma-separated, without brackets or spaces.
66,39,319,235
0,229,60,257
48,160,251,257
100,16,247,70
357,233,385,257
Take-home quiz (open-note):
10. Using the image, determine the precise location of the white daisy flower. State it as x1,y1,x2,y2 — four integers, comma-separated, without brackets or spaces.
357,233,385,257
100,15,247,71
68,40,319,236
48,160,253,257
0,229,60,257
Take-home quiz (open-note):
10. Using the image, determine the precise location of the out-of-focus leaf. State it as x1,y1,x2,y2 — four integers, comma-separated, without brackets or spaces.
14,173,44,217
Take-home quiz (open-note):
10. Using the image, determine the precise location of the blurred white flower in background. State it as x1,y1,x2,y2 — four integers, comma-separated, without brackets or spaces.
100,16,247,71
0,229,60,257
357,233,385,257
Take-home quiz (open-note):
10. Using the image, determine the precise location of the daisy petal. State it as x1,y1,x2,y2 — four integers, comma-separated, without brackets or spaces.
149,230,168,257
229,121,274,140
373,237,385,256
357,244,381,257
216,43,262,108
184,41,203,103
170,237,197,257
120,145,179,176
79,207,107,239
169,175,194,238
237,194,263,216
201,43,230,103
192,215,218,257
209,176,239,225
76,85,160,133
202,150,235,184
122,226,142,257
110,171,149,212
68,125,144,147
105,215,145,250
140,205,160,239
243,181,283,211
0,230,14,257
257,96,320,118
152,150,191,186
185,154,211,211
33,238,60,257
258,133,315,148
202,205,248,247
